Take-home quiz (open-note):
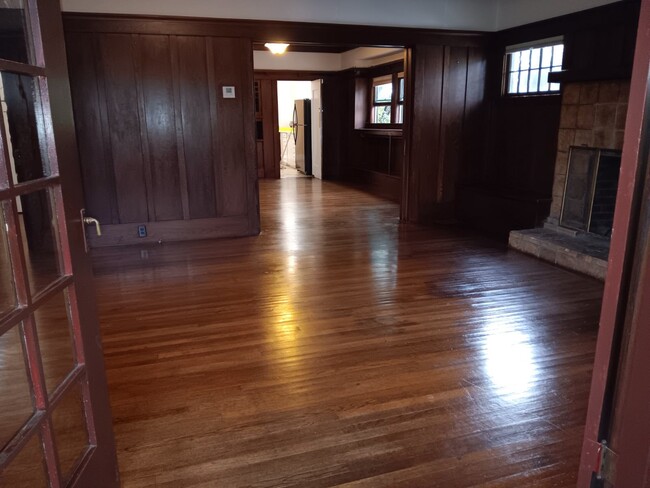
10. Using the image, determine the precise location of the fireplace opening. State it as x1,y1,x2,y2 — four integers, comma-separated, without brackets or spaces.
560,146,622,237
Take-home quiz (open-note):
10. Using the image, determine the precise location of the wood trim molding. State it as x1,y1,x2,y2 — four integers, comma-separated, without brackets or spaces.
254,70,330,81
62,13,488,48
86,216,252,247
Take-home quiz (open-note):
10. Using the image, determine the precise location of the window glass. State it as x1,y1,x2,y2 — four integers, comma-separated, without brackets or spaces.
0,72,52,184
17,188,64,297
51,381,90,483
0,201,17,316
541,46,553,68
505,40,563,95
396,104,404,124
0,326,34,451
372,106,391,124
0,0,33,64
530,48,541,69
373,82,392,103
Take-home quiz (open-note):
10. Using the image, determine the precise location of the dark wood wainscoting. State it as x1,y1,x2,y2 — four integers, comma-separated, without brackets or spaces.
65,32,258,247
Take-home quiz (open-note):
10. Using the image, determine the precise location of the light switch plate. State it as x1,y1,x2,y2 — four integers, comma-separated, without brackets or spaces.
222,86,236,98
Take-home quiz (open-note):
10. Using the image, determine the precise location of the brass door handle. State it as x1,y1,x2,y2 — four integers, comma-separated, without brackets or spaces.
83,216,102,236
80,209,101,253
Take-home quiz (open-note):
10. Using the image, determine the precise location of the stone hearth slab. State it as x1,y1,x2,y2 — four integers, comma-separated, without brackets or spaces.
508,228,609,280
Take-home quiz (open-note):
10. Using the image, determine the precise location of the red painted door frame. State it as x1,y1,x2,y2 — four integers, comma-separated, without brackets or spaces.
578,0,650,485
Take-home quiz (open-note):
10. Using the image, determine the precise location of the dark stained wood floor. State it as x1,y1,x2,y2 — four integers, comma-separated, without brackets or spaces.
91,179,604,487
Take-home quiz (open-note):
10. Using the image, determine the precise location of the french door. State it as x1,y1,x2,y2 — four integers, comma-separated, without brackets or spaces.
0,0,119,486
577,0,650,485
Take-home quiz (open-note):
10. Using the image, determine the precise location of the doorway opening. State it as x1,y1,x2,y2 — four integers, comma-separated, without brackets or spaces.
277,80,318,179
253,44,407,205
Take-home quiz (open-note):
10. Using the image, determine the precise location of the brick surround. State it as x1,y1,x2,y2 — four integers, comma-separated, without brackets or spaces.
547,80,630,224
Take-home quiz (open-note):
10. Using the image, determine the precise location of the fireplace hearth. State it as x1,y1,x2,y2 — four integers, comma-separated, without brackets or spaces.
508,80,629,280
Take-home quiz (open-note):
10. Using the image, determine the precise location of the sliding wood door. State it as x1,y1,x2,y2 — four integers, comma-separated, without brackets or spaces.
65,32,259,247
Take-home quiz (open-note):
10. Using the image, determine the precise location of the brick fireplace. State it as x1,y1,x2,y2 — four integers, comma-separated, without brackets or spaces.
509,80,630,280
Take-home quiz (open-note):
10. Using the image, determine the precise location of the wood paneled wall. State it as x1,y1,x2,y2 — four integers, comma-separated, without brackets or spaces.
324,47,487,212
65,31,258,247
64,13,491,238
457,1,640,239
404,45,487,223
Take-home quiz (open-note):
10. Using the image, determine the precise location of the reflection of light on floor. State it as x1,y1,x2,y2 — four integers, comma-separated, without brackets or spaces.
280,204,301,252
368,214,398,294
287,255,296,274
273,296,299,349
483,326,538,401
277,307,294,336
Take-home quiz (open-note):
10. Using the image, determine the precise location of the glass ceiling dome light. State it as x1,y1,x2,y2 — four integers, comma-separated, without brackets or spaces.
265,43,290,55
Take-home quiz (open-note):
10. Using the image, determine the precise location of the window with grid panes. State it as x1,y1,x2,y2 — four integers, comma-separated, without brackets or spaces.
370,72,405,125
505,38,564,95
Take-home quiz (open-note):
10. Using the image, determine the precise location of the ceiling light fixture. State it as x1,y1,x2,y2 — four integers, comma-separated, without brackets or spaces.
265,42,290,55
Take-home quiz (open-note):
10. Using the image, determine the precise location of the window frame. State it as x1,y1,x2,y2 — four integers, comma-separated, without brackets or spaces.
503,37,564,97
370,74,393,125
368,71,405,127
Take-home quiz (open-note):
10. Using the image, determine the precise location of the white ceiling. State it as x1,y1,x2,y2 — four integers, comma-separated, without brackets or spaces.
60,0,622,32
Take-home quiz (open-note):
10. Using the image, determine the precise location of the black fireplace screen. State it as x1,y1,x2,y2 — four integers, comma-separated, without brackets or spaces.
560,146,622,237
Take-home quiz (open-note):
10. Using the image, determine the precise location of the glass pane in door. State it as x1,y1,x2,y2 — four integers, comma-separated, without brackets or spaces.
0,0,33,64
0,201,17,315
0,433,48,487
17,188,64,296
0,325,34,450
34,289,76,393
0,72,50,184
51,380,90,482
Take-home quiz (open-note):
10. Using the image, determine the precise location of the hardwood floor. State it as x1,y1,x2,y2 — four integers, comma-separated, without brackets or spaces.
90,178,603,487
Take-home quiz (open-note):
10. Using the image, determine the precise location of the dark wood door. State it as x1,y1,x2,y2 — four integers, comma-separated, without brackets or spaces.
0,0,119,486
577,0,650,485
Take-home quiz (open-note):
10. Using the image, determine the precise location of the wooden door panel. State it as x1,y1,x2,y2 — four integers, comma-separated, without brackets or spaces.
440,46,468,204
177,36,218,219
98,34,149,224
138,35,184,222
410,44,444,223
66,33,118,225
